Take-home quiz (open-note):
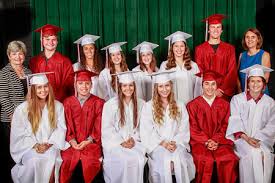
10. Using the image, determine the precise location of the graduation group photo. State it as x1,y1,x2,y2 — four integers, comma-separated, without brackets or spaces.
0,0,275,183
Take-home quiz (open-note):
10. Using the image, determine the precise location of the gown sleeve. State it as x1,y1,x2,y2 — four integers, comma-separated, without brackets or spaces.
10,104,37,163
48,101,70,150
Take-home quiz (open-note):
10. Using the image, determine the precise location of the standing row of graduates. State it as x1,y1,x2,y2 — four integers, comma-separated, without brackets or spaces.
4,13,275,183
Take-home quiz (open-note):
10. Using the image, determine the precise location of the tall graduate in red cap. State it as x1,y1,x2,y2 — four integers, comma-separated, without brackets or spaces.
195,14,238,99
29,24,74,102
60,70,104,183
187,70,238,183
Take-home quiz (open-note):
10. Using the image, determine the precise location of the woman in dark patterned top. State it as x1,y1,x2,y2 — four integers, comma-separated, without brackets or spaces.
0,40,31,182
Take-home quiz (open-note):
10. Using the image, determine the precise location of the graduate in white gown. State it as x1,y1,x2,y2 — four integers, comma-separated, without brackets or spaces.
226,64,275,183
73,34,104,98
132,41,159,101
140,71,195,183
102,71,146,183
10,73,69,183
99,42,129,101
160,31,200,104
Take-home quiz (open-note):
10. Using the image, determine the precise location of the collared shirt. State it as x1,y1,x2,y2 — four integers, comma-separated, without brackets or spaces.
77,94,91,107
202,95,216,106
246,91,263,104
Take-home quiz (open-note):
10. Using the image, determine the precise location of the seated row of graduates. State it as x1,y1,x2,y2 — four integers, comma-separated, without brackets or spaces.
10,63,275,183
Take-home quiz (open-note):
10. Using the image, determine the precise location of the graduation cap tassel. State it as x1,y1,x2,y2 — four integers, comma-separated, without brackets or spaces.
136,48,139,64
40,29,43,52
205,20,208,42
105,50,108,68
77,44,81,63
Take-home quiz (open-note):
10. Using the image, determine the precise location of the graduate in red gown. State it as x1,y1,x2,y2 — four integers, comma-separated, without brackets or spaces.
29,24,74,102
60,70,105,183
195,14,237,99
187,70,238,183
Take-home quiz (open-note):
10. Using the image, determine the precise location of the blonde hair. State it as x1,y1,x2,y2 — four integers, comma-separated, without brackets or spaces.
7,40,27,56
27,84,56,134
152,81,181,125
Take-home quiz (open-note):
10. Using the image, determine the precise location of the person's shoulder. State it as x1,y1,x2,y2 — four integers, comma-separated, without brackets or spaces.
54,52,72,63
90,94,105,104
132,65,141,71
63,96,76,104
262,94,275,104
186,96,204,108
215,96,230,106
196,41,208,49
221,41,235,49
15,101,28,112
54,100,64,109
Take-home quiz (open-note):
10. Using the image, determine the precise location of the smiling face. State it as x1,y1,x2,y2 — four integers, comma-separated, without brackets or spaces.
42,35,58,51
35,83,50,101
248,76,265,95
121,82,135,98
83,44,95,60
208,23,223,39
245,31,259,50
141,52,153,66
8,51,25,66
172,41,185,58
157,81,172,99
76,80,92,98
202,80,217,99
110,51,122,65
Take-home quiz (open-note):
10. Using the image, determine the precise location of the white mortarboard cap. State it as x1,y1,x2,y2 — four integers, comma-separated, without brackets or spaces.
101,42,127,68
132,41,159,63
74,34,100,46
74,34,100,63
165,31,192,44
24,72,54,86
112,70,141,84
101,42,127,54
149,70,176,84
132,41,159,54
240,64,273,78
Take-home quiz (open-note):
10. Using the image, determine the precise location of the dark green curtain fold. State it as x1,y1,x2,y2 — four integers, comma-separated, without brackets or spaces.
31,0,256,68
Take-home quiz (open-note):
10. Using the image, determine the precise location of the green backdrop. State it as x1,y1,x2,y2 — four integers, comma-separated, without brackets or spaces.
31,0,256,68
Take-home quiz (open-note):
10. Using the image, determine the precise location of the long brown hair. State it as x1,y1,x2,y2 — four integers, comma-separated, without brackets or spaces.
109,51,128,91
139,53,158,72
152,81,181,125
118,82,138,128
166,42,192,70
27,84,56,134
79,44,103,73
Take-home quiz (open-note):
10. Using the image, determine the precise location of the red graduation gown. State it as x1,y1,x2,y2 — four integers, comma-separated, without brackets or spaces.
60,95,104,183
29,52,74,102
187,96,238,183
195,41,238,97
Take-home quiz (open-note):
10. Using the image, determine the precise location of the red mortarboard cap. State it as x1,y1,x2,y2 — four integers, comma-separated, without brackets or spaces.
34,24,63,36
196,70,223,82
202,14,227,24
75,70,97,81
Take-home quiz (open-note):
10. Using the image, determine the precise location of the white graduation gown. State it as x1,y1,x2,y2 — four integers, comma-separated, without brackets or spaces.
160,61,200,104
10,101,70,183
226,93,275,183
102,97,147,183
140,100,195,183
98,68,117,101
73,62,104,99
132,65,158,102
